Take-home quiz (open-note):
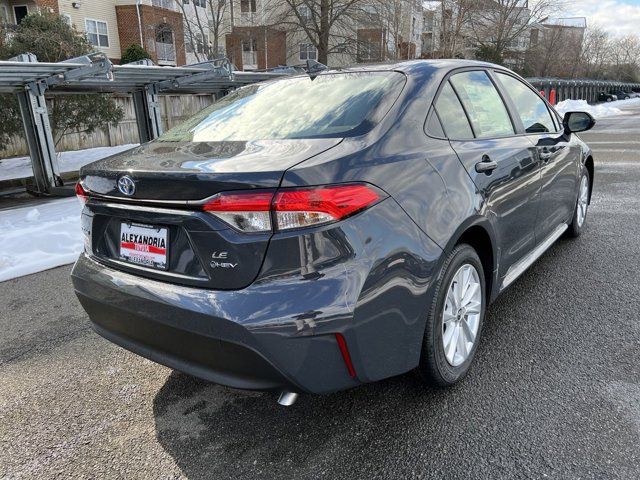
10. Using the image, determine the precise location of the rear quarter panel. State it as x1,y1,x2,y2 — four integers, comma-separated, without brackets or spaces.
277,67,493,379
281,67,480,252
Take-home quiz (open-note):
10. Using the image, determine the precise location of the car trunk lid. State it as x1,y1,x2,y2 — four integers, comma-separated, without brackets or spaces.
81,139,342,201
80,139,342,289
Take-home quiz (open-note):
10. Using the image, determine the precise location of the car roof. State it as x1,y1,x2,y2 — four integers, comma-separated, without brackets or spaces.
322,59,503,76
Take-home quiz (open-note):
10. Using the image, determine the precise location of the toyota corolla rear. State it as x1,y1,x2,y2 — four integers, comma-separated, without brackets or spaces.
71,69,441,395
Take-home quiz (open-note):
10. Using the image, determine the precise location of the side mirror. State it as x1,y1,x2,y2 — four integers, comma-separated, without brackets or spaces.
563,111,596,134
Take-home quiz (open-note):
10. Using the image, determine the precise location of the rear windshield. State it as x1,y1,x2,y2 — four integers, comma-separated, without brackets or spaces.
158,72,406,141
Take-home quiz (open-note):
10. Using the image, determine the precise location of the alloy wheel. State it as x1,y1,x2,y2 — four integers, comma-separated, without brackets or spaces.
576,175,589,227
441,264,482,367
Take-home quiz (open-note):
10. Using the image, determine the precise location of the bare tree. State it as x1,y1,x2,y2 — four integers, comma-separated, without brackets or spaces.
370,0,404,61
608,34,640,81
469,0,566,60
579,26,610,79
578,28,640,81
176,0,228,62
438,0,474,58
526,23,583,78
266,0,369,65
527,25,563,76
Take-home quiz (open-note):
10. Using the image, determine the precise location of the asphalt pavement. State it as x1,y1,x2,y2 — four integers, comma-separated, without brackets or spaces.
1,104,639,480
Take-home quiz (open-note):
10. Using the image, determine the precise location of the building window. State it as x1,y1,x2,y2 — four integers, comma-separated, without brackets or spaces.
61,14,72,26
13,5,29,25
299,43,317,61
152,0,176,10
358,41,380,62
299,5,312,22
242,37,258,52
363,4,377,15
241,0,257,13
1,5,10,24
156,24,176,63
195,32,209,54
424,15,434,31
242,37,258,69
85,19,109,48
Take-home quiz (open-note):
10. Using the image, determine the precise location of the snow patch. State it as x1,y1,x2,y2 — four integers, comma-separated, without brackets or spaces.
0,144,138,181
555,98,640,119
0,198,83,282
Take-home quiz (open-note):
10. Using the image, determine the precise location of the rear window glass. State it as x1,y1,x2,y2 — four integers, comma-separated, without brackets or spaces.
450,71,514,138
158,72,406,141
434,82,474,139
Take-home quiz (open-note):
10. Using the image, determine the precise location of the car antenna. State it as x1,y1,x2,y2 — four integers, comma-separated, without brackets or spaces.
306,59,328,80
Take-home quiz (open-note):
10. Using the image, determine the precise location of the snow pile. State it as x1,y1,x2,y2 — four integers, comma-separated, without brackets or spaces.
0,144,138,181
555,98,640,119
0,198,83,282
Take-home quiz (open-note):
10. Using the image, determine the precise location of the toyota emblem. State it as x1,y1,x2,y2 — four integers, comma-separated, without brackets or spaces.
117,175,136,196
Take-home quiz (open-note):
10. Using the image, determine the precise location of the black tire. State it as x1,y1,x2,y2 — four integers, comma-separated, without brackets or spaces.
417,244,486,387
567,169,590,238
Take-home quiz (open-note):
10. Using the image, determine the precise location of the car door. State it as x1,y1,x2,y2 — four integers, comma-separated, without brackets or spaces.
434,70,541,276
493,71,580,242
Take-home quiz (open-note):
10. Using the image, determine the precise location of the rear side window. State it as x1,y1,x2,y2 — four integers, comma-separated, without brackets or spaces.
425,108,445,138
434,82,474,139
495,72,557,133
450,71,514,138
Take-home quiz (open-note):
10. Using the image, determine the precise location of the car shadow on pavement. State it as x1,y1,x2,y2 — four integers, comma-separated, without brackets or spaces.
152,369,453,479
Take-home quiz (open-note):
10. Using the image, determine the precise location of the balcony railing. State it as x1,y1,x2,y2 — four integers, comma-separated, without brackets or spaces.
242,51,258,70
156,42,176,64
239,11,264,25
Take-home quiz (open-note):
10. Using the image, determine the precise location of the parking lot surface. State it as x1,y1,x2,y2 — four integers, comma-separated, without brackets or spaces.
1,105,639,480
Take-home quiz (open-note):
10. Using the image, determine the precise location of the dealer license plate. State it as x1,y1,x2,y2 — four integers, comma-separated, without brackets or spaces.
119,222,168,270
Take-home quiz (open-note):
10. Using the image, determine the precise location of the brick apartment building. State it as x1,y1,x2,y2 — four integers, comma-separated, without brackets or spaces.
1,0,432,70
225,26,286,70
0,0,189,65
222,0,424,70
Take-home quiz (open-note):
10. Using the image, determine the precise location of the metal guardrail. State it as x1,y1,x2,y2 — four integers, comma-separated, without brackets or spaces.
526,77,640,104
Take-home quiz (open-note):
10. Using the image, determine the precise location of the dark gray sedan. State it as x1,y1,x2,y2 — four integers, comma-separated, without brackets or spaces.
72,60,595,404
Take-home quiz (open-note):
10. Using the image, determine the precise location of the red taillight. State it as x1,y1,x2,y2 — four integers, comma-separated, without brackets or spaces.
75,182,88,204
202,184,382,233
202,191,274,212
274,184,382,230
203,190,275,233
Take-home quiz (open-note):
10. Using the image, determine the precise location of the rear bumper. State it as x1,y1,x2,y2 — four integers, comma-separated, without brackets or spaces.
72,198,443,394
72,253,359,394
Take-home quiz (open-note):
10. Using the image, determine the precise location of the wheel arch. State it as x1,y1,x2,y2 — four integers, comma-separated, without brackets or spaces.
441,217,498,304
585,155,594,204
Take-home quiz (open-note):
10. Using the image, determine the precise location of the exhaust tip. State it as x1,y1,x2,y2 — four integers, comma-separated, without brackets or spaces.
277,391,299,407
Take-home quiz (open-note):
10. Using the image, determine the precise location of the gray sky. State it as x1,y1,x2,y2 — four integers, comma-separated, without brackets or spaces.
560,0,640,36
423,1,640,37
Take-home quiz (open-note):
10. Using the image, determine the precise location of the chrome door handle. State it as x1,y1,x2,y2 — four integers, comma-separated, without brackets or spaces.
475,157,498,173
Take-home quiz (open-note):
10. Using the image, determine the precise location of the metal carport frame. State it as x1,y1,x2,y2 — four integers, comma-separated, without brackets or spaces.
0,53,287,196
